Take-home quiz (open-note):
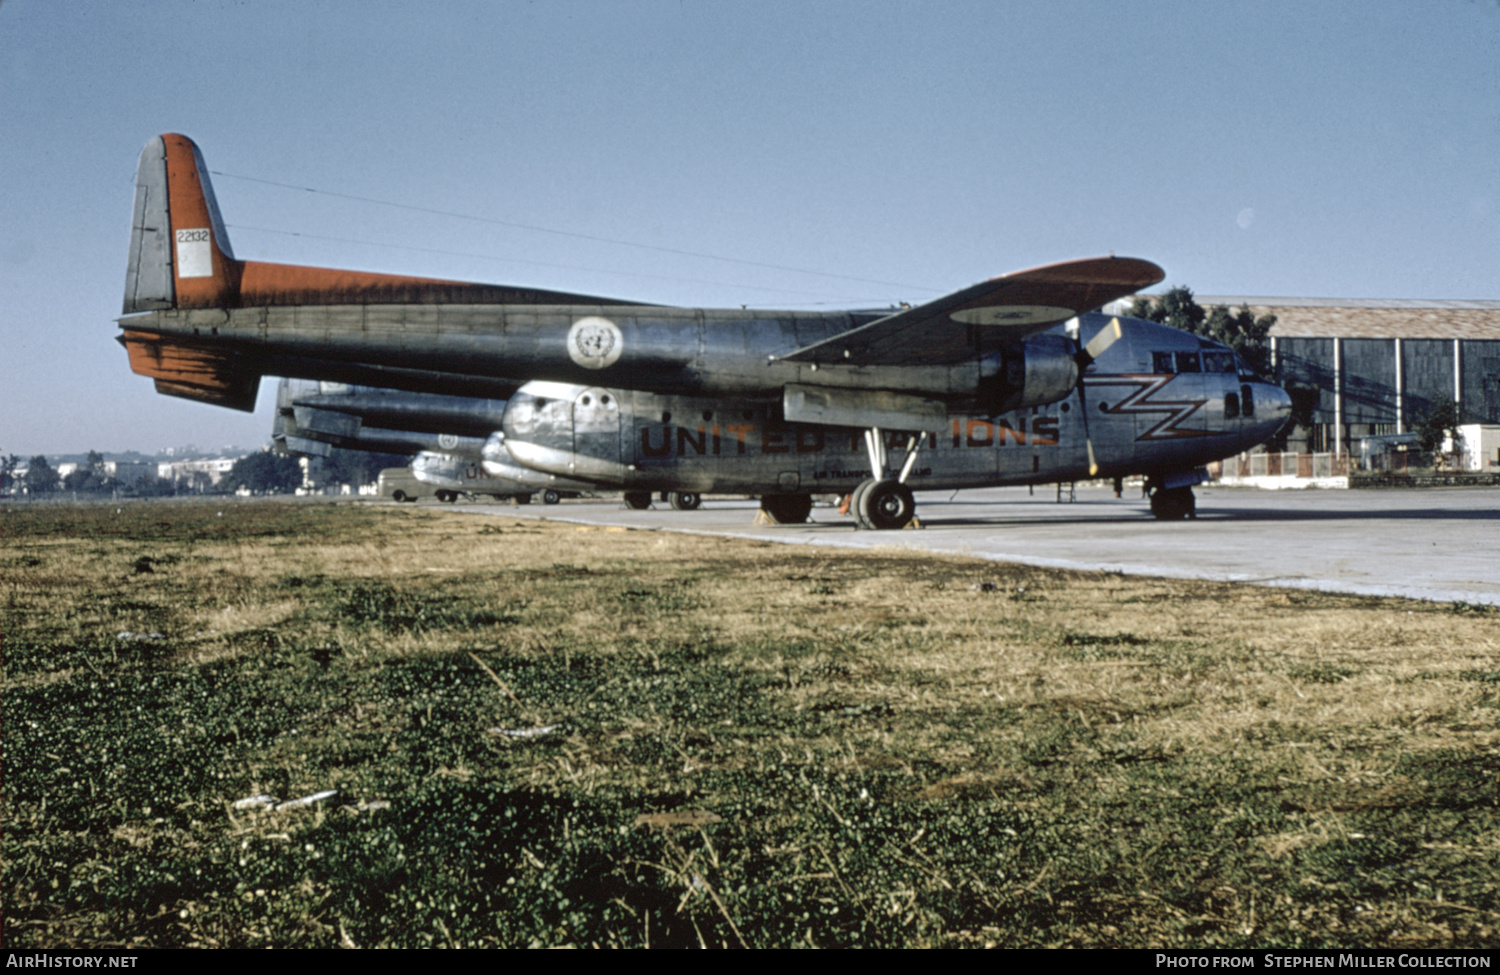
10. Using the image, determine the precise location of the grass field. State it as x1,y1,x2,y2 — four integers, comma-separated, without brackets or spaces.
3,499,1498,948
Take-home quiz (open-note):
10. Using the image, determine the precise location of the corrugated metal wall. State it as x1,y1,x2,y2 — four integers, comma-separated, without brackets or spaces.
1279,338,1499,427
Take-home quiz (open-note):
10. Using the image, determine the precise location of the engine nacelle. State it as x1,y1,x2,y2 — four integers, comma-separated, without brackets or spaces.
975,332,1079,415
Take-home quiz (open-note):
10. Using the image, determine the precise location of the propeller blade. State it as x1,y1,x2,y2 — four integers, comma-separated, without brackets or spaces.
1072,317,1120,477
1079,316,1123,367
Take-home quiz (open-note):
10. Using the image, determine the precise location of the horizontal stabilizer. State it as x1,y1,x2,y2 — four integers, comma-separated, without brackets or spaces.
118,329,260,411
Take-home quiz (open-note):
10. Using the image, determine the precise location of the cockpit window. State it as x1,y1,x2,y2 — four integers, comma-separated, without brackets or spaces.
1202,351,1235,373
1174,351,1201,373
1152,352,1175,374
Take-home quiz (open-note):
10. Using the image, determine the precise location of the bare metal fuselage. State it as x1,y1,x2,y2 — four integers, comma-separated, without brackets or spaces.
496,314,1289,495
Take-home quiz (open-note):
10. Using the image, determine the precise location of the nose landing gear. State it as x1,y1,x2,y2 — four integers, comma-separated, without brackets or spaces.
1147,484,1197,520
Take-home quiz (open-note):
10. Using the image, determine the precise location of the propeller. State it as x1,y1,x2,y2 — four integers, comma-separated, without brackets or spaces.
1073,317,1123,477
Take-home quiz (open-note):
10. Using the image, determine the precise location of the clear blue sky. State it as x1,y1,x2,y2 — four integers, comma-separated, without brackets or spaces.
2,0,1496,456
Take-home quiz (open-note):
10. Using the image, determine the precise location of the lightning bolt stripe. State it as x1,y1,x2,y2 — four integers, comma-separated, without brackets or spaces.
1082,375,1214,441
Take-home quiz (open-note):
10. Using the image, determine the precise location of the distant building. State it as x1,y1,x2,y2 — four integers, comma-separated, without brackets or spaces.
158,456,239,490
106,461,155,484
52,460,155,486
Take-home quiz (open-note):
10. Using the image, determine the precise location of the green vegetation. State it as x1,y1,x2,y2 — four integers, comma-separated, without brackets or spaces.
1417,404,1465,456
1128,286,1277,377
4,500,1498,947
23,454,60,495
220,451,304,495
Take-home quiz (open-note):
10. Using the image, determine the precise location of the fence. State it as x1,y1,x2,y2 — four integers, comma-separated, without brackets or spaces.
1217,452,1347,485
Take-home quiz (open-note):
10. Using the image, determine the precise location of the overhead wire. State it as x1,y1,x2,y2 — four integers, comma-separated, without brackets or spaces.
225,223,900,306
211,169,943,299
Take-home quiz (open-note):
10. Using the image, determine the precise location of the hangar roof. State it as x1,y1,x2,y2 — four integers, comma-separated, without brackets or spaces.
1123,297,1500,341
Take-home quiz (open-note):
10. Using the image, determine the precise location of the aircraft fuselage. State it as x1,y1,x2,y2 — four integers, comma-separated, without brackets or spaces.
497,314,1289,494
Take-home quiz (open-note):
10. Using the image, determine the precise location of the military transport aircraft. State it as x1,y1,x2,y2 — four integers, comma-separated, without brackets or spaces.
272,378,593,504
119,133,1291,528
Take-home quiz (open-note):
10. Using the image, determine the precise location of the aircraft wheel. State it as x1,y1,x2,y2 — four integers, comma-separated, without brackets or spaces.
542,489,561,505
759,494,813,524
849,478,876,528
669,491,702,511
1150,486,1195,520
514,493,531,505
858,478,916,531
623,491,653,510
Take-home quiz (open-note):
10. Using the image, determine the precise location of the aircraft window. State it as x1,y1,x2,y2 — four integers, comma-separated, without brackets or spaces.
1175,352,1202,373
1224,392,1240,419
1240,384,1255,417
1203,351,1235,373
1153,352,1175,374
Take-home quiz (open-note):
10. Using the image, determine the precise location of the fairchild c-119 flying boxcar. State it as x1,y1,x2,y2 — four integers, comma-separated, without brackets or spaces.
118,134,1290,527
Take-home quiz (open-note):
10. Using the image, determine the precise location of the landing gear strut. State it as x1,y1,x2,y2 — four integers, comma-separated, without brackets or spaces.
850,428,923,530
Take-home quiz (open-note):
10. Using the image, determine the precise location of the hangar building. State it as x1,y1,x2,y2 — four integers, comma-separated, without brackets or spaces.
1178,297,1499,459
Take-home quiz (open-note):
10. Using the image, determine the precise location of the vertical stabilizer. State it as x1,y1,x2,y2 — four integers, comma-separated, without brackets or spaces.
123,133,240,312
122,136,174,313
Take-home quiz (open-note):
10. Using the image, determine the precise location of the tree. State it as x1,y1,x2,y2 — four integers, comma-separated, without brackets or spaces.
24,455,59,495
1128,286,1277,377
1,454,19,494
132,475,178,498
1416,404,1464,457
322,449,407,490
220,451,304,495
62,468,102,493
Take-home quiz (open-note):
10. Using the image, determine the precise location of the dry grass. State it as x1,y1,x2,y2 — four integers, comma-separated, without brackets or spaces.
3,498,1498,947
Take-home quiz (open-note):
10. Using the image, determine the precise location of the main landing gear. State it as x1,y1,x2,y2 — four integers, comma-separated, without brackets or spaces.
667,491,702,511
756,429,925,530
758,494,813,524
855,478,916,530
848,428,923,531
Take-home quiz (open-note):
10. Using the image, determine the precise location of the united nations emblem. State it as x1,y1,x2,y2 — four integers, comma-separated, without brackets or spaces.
438,433,459,450
567,317,624,369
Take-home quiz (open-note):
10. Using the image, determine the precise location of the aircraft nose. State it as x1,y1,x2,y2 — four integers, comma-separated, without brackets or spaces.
1253,379,1293,441
1262,380,1292,424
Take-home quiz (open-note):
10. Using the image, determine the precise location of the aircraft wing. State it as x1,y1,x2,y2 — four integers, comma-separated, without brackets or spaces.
775,256,1164,366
